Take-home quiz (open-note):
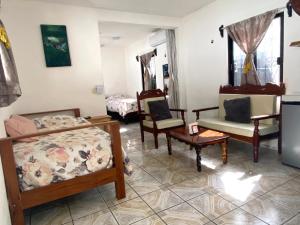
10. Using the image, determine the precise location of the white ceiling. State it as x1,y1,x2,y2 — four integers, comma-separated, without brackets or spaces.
99,22,156,48
25,0,215,17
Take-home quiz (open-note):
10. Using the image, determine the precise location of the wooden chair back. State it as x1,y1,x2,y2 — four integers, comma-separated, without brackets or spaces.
219,83,286,96
136,89,166,114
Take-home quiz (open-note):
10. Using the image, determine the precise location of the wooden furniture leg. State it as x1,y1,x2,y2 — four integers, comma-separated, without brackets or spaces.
253,120,260,162
195,146,202,172
221,140,228,164
140,123,144,143
0,139,25,225
166,134,172,155
154,132,158,149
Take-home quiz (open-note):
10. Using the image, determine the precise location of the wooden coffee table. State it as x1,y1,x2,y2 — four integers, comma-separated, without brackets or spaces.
166,127,230,172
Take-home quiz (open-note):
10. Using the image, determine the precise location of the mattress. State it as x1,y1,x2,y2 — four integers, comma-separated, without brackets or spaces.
106,94,138,117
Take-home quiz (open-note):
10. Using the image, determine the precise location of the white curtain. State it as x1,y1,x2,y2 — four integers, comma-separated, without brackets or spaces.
140,51,155,91
166,29,180,111
226,9,278,85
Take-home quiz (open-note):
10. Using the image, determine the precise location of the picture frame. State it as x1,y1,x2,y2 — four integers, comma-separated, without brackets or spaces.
40,25,71,67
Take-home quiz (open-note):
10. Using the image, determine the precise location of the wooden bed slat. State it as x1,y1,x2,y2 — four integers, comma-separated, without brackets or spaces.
21,168,116,208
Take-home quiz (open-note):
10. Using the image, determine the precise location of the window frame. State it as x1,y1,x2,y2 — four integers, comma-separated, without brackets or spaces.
228,12,284,86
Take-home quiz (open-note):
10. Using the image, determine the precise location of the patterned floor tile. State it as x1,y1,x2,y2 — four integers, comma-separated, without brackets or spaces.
241,196,298,225
188,193,237,220
68,189,108,220
214,208,267,225
131,215,166,225
111,197,154,225
158,202,209,225
128,175,162,195
284,213,300,225
265,183,300,212
141,188,183,212
101,184,138,207
31,205,72,225
144,166,188,185
73,209,118,225
168,179,206,201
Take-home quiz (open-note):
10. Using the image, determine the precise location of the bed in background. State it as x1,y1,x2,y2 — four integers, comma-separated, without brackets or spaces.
106,94,139,124
0,108,126,225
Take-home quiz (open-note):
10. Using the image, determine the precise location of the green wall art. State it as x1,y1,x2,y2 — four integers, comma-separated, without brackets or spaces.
41,25,71,67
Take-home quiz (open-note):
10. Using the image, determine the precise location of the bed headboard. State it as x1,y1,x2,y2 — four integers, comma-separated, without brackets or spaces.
19,108,81,118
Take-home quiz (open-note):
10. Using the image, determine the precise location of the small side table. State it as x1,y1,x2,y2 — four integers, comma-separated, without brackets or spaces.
86,115,111,124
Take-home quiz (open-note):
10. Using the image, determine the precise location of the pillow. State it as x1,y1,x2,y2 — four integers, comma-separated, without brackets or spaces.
224,97,251,123
147,100,172,121
5,115,38,142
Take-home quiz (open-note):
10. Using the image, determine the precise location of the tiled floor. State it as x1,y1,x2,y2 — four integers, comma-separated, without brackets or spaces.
26,123,300,225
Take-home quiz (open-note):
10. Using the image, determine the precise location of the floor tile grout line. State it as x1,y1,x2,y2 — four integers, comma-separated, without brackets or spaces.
238,207,271,225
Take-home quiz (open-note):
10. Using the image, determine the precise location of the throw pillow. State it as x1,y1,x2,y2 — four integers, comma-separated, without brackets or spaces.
5,115,38,142
148,100,172,121
224,97,251,123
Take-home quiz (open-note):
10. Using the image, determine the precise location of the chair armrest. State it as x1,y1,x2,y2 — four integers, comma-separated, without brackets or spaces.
170,109,187,125
251,114,280,121
138,113,158,128
192,106,219,120
169,108,187,112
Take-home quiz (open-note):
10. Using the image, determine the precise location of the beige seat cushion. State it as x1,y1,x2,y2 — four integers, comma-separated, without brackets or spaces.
143,118,184,130
198,118,278,137
143,97,165,121
219,94,277,125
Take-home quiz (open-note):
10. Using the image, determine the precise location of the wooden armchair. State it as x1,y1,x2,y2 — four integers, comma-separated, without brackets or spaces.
137,89,186,148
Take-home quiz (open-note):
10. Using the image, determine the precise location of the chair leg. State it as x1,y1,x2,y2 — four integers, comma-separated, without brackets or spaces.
278,133,282,155
253,135,260,163
154,132,158,149
140,127,144,143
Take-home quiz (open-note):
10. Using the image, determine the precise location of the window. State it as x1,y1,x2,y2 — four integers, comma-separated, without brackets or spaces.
228,13,284,86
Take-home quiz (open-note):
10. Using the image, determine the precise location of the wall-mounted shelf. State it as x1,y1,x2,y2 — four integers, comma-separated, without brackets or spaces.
290,41,300,47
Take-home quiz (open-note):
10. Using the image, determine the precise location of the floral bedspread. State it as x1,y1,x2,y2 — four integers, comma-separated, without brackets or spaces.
13,115,132,191
106,94,138,117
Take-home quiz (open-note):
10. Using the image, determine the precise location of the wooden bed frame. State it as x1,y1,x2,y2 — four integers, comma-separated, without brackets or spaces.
0,108,126,225
107,110,139,124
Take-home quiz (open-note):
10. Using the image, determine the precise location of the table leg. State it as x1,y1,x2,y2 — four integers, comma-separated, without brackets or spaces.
166,134,172,155
221,139,228,164
195,146,202,172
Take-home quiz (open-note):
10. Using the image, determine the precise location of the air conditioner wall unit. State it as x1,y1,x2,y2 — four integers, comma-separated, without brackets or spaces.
149,30,166,47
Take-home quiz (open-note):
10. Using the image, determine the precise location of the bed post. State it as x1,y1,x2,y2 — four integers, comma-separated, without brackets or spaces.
108,122,126,199
0,139,25,225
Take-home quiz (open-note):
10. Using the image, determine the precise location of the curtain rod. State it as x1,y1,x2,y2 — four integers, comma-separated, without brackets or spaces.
218,4,292,37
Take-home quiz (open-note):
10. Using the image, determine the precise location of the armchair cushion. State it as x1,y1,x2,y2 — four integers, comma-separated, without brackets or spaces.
224,97,251,123
148,100,172,121
143,96,165,120
219,94,277,125
198,118,278,137
143,118,184,130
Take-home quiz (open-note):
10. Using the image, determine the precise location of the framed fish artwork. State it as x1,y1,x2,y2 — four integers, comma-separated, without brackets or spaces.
40,25,71,67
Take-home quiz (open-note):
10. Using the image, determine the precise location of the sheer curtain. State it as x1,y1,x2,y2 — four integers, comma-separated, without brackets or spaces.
140,51,155,91
0,20,22,107
226,9,278,85
166,29,180,111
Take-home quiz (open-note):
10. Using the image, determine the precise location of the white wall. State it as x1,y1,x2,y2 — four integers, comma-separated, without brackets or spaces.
2,0,106,117
177,0,300,122
124,38,168,97
102,47,128,95
125,37,151,96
